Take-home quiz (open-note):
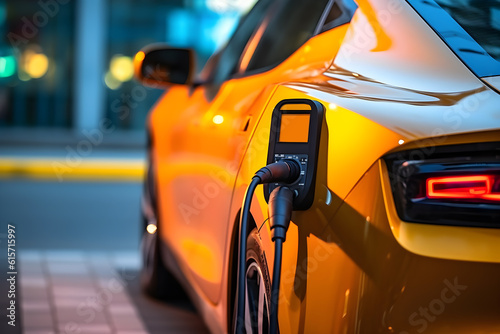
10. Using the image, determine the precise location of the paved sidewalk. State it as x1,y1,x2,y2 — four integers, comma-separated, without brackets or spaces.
19,251,209,334
20,251,147,334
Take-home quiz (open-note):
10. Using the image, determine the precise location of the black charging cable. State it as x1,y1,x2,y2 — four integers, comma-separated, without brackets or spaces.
235,160,300,334
268,186,294,334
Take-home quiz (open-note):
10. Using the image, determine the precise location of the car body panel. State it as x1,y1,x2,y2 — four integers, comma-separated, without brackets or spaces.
334,0,484,92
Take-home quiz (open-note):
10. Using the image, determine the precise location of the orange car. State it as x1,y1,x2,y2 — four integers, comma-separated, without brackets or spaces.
135,0,500,333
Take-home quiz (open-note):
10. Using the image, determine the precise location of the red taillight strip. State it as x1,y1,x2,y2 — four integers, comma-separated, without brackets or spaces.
427,175,500,201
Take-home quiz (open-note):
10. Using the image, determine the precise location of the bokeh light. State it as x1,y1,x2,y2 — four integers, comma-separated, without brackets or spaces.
212,114,224,125
146,224,157,234
110,55,134,82
104,71,122,90
206,0,257,14
22,49,49,79
0,55,16,78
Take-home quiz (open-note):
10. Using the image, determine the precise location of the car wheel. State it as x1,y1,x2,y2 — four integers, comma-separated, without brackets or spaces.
242,229,271,334
140,159,184,299
140,215,184,299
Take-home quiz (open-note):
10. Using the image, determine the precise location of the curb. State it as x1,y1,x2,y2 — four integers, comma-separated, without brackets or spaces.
0,157,145,182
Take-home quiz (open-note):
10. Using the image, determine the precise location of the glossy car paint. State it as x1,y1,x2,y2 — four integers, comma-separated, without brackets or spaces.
142,0,500,332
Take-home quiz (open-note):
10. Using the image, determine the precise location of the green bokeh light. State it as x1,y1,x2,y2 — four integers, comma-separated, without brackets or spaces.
0,55,16,78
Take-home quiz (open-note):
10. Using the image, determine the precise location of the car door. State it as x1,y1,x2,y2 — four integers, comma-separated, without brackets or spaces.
152,0,348,305
152,0,274,305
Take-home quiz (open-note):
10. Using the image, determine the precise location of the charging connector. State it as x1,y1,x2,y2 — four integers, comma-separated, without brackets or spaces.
254,159,301,184
268,186,294,334
268,186,294,242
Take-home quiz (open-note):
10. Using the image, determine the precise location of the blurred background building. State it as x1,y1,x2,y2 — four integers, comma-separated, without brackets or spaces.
0,0,253,140
0,3,254,331
0,0,255,252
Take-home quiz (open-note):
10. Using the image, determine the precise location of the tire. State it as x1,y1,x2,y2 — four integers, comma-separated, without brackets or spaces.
140,215,185,299
240,229,272,334
140,163,184,300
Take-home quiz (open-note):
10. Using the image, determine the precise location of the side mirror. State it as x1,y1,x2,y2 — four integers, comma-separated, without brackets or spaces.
134,44,195,87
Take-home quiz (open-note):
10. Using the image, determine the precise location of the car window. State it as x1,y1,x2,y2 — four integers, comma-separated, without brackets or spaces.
408,0,500,77
433,0,500,62
318,0,358,33
204,0,273,85
242,0,330,73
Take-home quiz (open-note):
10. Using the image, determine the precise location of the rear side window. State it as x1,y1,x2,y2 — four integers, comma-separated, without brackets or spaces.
434,0,500,62
244,0,330,72
319,0,358,33
408,0,500,77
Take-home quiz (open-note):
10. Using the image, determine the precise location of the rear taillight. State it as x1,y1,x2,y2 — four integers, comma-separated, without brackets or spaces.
385,142,500,228
426,175,500,201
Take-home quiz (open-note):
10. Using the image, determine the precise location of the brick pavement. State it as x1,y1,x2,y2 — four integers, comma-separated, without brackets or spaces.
19,251,209,334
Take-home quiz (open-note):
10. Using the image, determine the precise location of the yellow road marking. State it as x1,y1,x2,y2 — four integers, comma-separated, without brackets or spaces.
0,157,146,182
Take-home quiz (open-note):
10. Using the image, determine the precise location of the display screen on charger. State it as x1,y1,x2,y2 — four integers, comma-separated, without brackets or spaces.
279,114,310,143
